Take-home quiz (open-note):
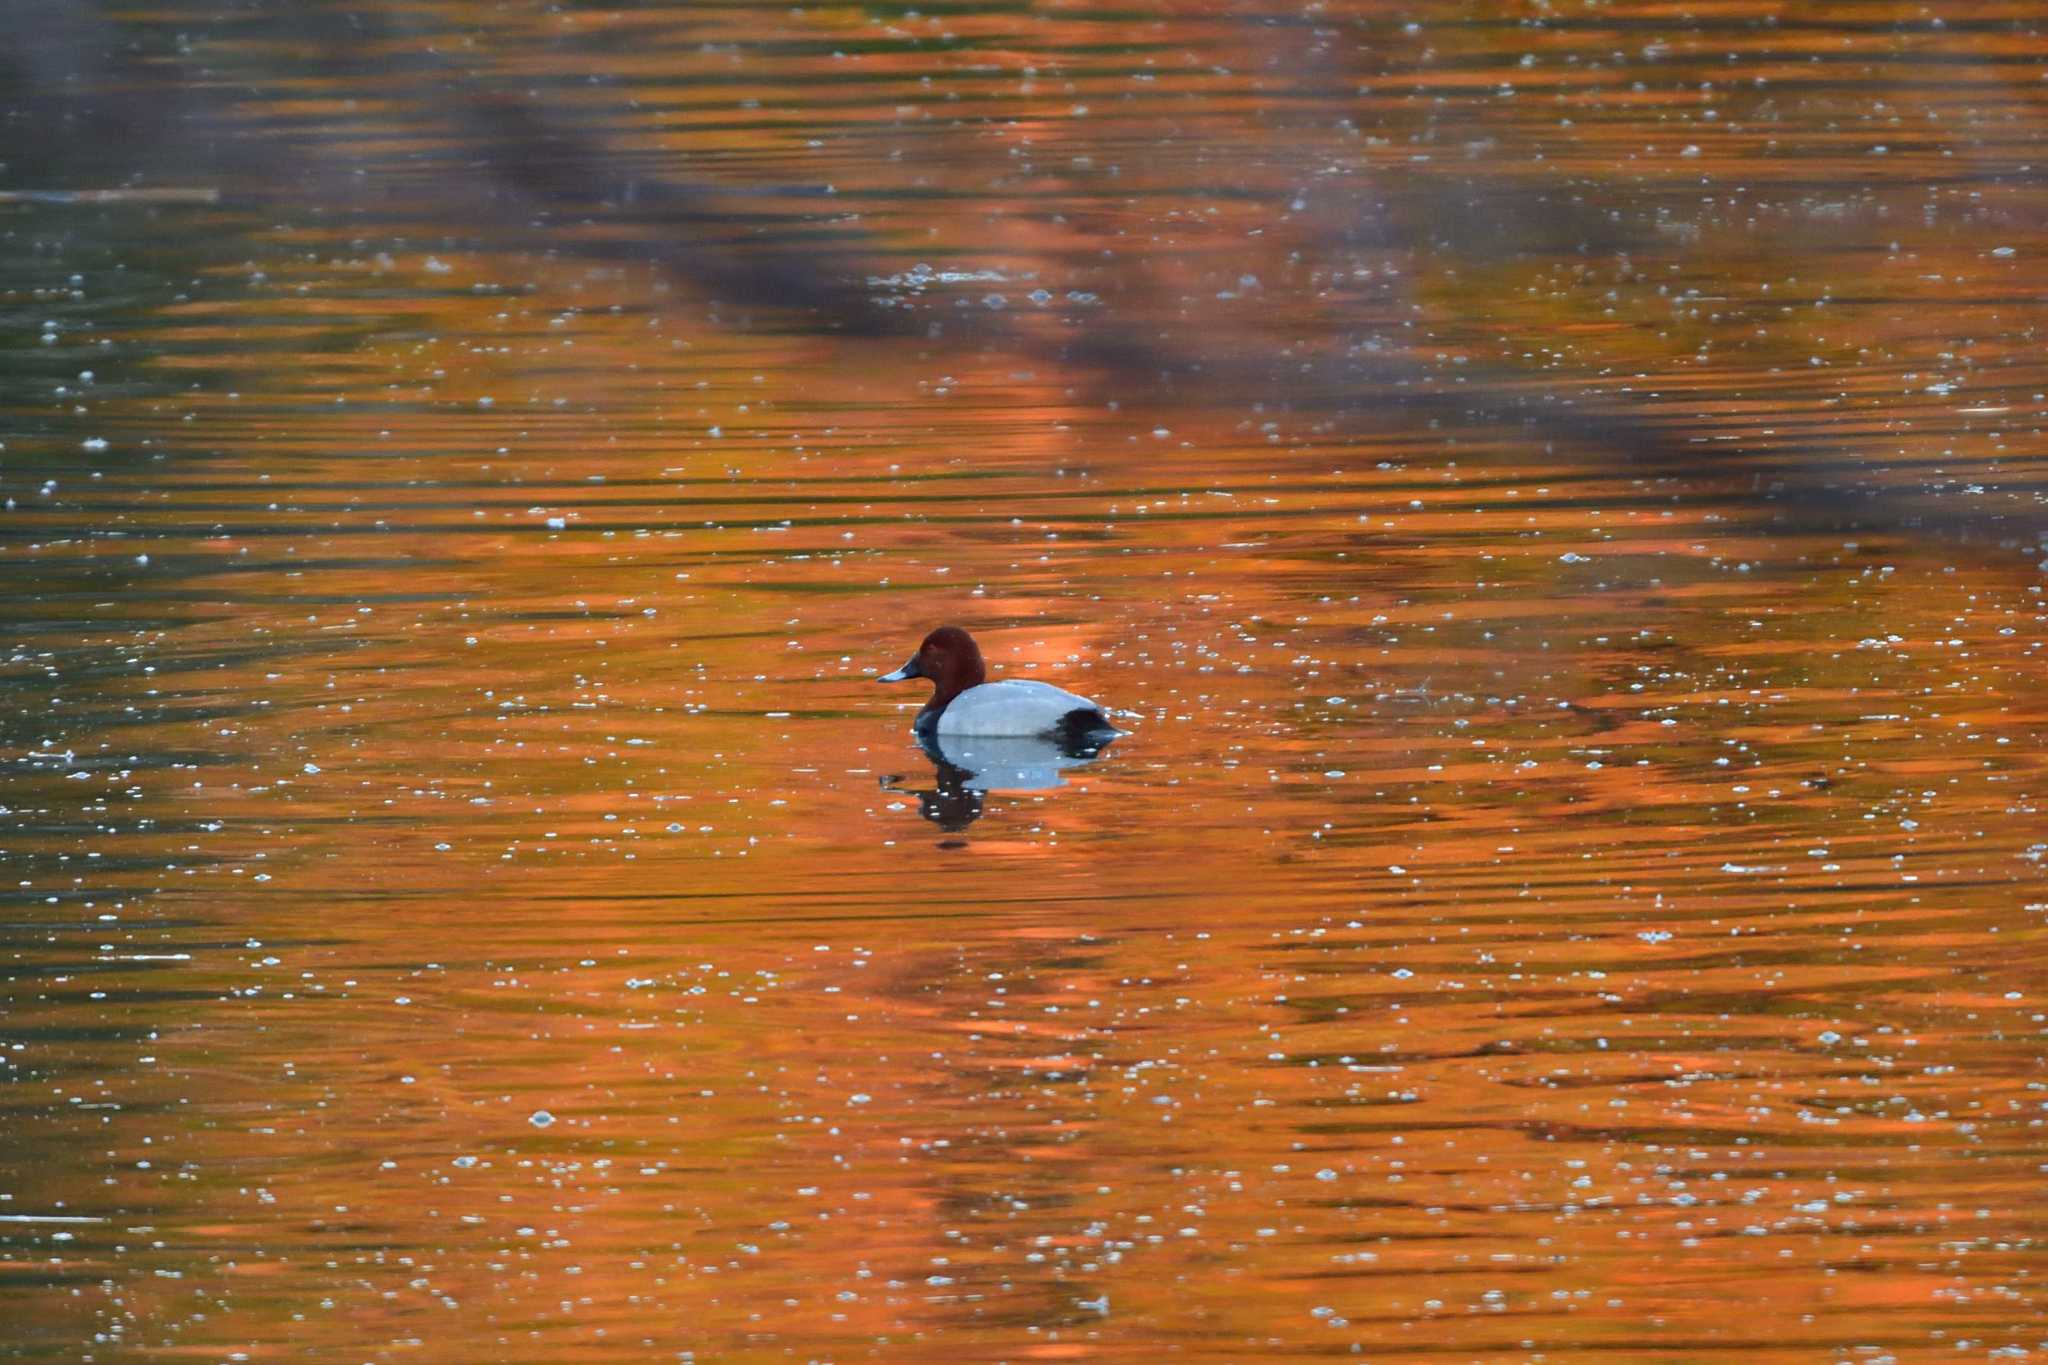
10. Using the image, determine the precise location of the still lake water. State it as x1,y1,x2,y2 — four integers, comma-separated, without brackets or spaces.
4,2,2046,1359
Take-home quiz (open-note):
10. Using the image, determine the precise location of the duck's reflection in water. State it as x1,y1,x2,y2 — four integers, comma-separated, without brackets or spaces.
881,731,1118,832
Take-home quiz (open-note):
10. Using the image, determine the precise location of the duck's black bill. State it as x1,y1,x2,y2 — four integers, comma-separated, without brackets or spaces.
878,654,923,683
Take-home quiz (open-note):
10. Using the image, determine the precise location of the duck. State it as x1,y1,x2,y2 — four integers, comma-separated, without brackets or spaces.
879,625,1119,742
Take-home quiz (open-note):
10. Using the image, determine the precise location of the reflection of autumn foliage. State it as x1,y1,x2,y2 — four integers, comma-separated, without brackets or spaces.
7,1,2045,543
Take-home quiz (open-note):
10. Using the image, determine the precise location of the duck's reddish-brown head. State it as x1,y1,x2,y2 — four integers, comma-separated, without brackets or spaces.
879,625,988,717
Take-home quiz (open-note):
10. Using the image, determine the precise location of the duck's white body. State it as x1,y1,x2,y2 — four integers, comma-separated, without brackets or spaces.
928,679,1105,738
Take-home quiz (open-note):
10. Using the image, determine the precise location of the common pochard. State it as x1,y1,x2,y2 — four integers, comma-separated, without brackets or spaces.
879,625,1118,742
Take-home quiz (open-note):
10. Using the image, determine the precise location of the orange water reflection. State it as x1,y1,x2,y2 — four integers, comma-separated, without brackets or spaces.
5,1,2048,1361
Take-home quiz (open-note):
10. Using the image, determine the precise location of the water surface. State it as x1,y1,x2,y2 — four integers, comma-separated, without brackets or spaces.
3,2,2046,1359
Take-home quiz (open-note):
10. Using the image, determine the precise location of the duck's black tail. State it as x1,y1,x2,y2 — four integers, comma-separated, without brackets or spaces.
1054,708,1122,755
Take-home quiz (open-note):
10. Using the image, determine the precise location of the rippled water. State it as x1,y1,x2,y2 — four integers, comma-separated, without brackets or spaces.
4,2,2047,1360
